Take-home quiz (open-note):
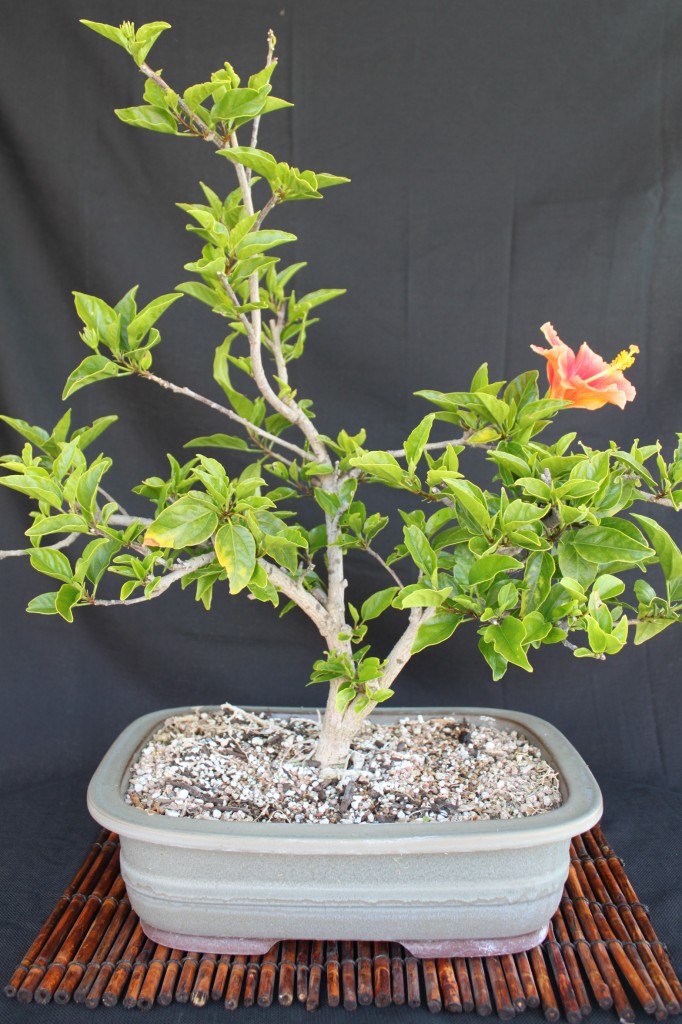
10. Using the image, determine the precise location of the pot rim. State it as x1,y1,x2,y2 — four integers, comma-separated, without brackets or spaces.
87,705,603,854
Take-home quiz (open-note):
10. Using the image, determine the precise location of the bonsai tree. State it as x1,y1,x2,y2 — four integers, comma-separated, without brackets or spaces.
1,20,681,771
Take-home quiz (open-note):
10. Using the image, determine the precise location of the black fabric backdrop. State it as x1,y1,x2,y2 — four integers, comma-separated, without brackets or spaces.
1,2,681,1021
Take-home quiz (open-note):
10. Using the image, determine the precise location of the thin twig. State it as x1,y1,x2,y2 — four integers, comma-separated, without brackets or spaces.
248,29,277,153
98,486,128,515
388,436,491,458
140,369,313,461
0,533,79,561
90,552,216,606
268,309,288,385
362,544,403,587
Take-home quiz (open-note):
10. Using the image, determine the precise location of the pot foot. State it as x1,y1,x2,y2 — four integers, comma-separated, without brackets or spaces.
400,924,549,959
140,922,277,955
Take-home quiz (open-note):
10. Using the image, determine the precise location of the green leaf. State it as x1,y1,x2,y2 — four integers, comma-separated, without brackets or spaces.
29,548,73,584
0,415,50,450
214,522,256,593
411,612,462,654
478,637,507,680
403,414,435,473
469,553,524,586
398,585,452,608
184,433,254,451
483,617,533,671
634,617,677,645
62,355,128,399
213,87,267,122
0,472,63,510
114,105,178,134
73,292,120,350
131,21,171,65
572,525,651,565
26,592,59,616
144,496,219,548
235,230,297,260
403,525,437,578
361,587,398,621
630,513,682,581
218,147,278,184
315,172,350,189
127,293,182,347
55,583,82,623
446,480,490,530
25,514,89,537
76,460,111,518
314,488,340,517
349,451,409,488
80,19,127,49
521,551,554,615
592,574,626,601
72,415,119,451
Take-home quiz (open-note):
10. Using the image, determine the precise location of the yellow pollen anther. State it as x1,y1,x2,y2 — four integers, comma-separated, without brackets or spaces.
610,345,639,372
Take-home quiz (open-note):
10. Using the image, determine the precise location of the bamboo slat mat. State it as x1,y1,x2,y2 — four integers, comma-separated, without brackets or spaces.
4,824,681,1019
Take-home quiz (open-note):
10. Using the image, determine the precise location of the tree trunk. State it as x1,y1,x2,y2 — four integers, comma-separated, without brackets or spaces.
314,682,369,771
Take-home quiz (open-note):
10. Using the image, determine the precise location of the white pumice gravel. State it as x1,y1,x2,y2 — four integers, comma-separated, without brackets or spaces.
125,704,562,824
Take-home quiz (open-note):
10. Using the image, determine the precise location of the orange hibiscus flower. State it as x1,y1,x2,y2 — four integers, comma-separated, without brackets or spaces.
531,322,638,410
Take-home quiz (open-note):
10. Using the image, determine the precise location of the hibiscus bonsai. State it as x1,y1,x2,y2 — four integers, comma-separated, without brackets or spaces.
1,20,681,771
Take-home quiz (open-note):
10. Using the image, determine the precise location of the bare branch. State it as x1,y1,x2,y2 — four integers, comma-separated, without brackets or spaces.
98,486,128,516
140,368,313,461
362,544,404,588
268,310,288,386
249,29,277,153
91,552,216,607
388,436,492,459
0,533,79,561
259,558,330,636
218,276,329,463
632,489,675,509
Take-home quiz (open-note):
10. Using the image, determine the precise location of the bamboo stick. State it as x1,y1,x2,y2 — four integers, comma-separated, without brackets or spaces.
306,940,324,1011
559,900,612,1010
4,829,111,999
373,942,391,1008
422,958,442,1013
157,948,183,1006
514,949,540,1009
357,940,374,1005
469,957,492,1016
486,956,515,1021
585,828,681,1013
35,859,124,1004
529,944,560,1021
325,940,340,1008
16,837,119,1003
551,910,591,1016
83,908,139,1008
241,954,261,1007
544,926,582,1024
580,853,673,1015
174,951,200,1003
224,953,247,1010
122,937,155,1008
291,939,307,1003
436,958,462,1013
258,943,279,1008
568,860,660,1015
211,953,232,1002
563,884,635,1021
72,899,131,1003
500,953,526,1012
278,938,296,1006
405,953,421,1008
453,957,475,1012
390,943,406,1005
137,944,171,1010
191,953,217,1007
340,940,358,1010
54,885,128,1004
101,920,146,1007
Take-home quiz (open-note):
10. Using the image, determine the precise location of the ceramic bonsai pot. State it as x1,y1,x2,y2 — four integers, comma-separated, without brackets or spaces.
87,706,602,958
